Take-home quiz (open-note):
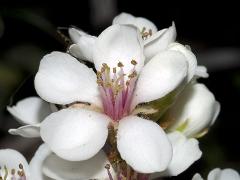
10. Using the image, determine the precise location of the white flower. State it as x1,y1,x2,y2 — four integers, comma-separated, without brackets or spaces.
165,83,220,138
113,12,176,61
150,131,202,179
0,144,114,180
68,12,176,63
192,168,240,180
7,97,52,138
0,144,49,180
34,24,191,173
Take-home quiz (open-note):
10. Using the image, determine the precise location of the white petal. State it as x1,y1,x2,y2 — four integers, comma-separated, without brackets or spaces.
68,28,87,43
113,12,158,33
208,168,240,180
42,150,115,180
0,149,30,178
40,108,110,161
29,144,52,180
168,42,197,82
69,34,96,62
192,173,204,180
117,116,172,173
35,51,101,106
158,131,202,177
195,65,209,78
132,50,187,109
144,22,176,60
9,124,40,138
7,97,51,125
93,24,144,76
167,83,220,137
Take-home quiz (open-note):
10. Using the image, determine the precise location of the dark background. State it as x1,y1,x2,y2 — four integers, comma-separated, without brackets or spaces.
0,1,239,179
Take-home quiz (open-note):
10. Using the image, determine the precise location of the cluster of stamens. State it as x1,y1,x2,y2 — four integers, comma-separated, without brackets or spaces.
0,163,26,180
141,27,152,40
97,60,138,121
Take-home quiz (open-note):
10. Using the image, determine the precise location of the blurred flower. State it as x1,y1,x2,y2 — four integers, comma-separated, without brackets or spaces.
192,168,240,180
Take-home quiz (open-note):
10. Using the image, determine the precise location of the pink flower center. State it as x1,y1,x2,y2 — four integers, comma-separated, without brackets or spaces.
97,60,137,121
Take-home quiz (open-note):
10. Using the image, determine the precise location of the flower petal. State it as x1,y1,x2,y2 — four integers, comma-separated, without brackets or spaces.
131,50,187,109
117,116,172,173
35,51,101,106
40,108,110,161
195,65,209,78
29,144,52,180
68,27,87,43
93,24,144,76
151,131,202,178
144,22,176,60
167,83,220,137
113,12,158,34
69,34,96,62
208,168,240,180
42,150,115,180
0,149,30,178
192,173,204,180
9,124,40,138
168,43,197,82
7,97,51,125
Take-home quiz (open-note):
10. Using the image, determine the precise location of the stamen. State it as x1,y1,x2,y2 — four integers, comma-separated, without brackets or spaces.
97,61,138,121
141,27,153,40
105,164,114,180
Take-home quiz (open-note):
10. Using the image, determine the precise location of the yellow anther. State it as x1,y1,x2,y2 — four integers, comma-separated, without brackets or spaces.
105,164,111,169
118,62,124,67
128,71,137,78
19,164,23,170
131,59,137,65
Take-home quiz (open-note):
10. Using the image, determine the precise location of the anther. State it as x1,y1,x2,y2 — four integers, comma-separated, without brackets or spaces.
19,164,23,170
149,29,152,36
113,67,116,73
131,59,137,65
105,164,110,169
118,62,124,67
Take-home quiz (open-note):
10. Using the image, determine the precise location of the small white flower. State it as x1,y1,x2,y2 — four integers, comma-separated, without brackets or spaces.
165,83,220,138
0,144,51,180
34,24,191,173
192,168,240,180
7,97,52,138
0,144,114,180
0,149,30,180
112,12,176,61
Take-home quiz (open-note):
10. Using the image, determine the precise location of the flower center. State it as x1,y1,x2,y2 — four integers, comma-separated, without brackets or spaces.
0,163,26,180
97,60,137,121
141,27,152,40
